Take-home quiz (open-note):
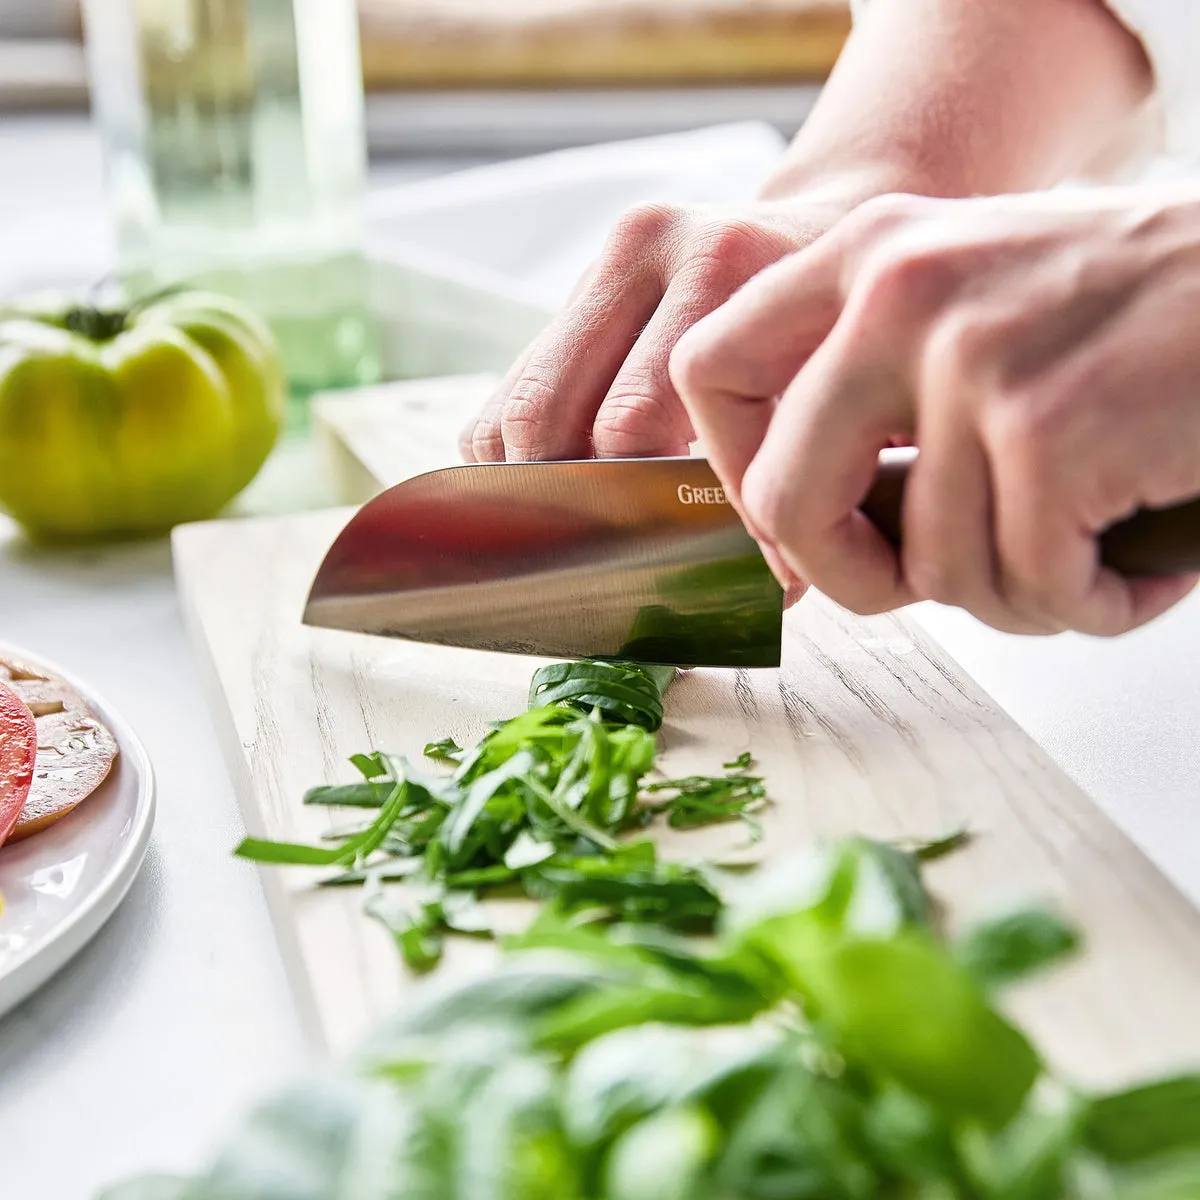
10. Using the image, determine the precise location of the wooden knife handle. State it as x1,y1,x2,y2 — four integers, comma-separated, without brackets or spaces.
860,453,1200,577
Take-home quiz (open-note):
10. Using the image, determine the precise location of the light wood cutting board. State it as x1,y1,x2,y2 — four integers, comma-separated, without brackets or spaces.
175,378,1200,1088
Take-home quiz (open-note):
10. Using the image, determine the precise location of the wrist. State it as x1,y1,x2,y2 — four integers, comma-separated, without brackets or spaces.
756,156,947,212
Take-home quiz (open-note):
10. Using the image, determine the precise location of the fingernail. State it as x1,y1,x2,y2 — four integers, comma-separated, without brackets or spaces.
761,543,800,591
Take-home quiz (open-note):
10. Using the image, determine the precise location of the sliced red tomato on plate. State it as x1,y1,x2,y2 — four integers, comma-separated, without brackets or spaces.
0,679,37,846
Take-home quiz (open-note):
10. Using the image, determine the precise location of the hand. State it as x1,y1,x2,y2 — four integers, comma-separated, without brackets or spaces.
459,193,868,463
671,189,1200,636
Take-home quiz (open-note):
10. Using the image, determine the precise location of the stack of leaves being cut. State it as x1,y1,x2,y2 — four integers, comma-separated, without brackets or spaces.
104,838,1200,1199
237,660,768,969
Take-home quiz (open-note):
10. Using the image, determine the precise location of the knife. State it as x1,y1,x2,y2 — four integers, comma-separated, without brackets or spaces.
303,452,1200,668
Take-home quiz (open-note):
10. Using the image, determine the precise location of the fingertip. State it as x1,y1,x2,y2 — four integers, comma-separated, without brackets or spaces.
1066,569,1196,638
458,420,479,463
772,510,914,617
783,580,809,610
1124,572,1200,632
668,309,726,404
667,320,704,397
759,542,801,592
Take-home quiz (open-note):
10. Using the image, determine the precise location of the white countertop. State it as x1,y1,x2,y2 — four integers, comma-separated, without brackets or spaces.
3,115,1200,1198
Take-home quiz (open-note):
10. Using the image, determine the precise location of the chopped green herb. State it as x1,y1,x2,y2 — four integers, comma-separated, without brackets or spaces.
423,737,463,763
234,659,764,970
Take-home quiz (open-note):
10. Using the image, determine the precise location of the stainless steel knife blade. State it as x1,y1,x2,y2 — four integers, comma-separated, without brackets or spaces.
303,458,784,667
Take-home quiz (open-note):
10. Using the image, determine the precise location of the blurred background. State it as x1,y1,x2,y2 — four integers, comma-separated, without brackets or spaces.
0,0,849,528
0,1,847,148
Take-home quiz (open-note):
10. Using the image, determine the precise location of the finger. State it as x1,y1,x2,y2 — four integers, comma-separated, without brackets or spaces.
488,257,663,462
903,327,1057,634
592,218,803,459
588,277,700,459
738,313,917,615
461,339,537,462
997,496,1196,636
905,422,1058,634
590,279,734,460
991,304,1200,635
989,421,1195,635
670,242,846,528
782,579,810,609
462,253,641,462
994,455,1200,637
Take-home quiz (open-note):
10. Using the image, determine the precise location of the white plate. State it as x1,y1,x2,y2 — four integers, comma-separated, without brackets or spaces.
0,644,155,1019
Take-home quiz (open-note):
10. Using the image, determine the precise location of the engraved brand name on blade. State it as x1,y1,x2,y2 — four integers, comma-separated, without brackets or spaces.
677,484,728,505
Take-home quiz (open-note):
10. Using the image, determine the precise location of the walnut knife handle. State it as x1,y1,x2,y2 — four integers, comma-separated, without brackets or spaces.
860,452,1200,577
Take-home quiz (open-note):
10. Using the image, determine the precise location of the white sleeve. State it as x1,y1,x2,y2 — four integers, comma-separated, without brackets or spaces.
847,0,1200,161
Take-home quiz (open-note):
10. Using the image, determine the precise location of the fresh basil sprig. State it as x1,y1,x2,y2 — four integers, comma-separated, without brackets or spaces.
105,839,1200,1200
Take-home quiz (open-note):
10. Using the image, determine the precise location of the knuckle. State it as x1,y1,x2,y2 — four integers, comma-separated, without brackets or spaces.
469,422,505,463
606,202,682,258
593,388,682,456
920,311,992,387
682,218,789,283
998,575,1068,630
859,245,959,323
984,383,1066,469
498,376,561,451
843,192,927,241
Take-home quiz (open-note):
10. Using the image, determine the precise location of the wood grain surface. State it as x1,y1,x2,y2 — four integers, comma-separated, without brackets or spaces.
175,378,1200,1088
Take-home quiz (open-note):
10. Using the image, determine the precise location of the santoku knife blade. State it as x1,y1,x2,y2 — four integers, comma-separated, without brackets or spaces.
304,457,784,667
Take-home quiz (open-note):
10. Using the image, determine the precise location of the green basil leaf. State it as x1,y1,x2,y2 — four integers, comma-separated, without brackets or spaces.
955,907,1080,990
350,752,390,780
504,830,557,870
604,1104,718,1200
422,737,463,763
1085,1075,1200,1164
744,913,1041,1128
563,1022,780,1145
456,1053,573,1200
862,1087,963,1184
234,837,349,867
363,956,619,1053
528,660,672,731
958,1089,1086,1200
725,839,929,947
442,750,537,858
714,1058,879,1200
303,782,392,809
1106,1151,1200,1199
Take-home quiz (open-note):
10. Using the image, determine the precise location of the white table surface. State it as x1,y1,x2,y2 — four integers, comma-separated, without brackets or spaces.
4,114,1200,1198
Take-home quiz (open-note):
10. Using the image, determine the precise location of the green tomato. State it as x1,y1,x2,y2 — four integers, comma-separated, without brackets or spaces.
0,289,285,540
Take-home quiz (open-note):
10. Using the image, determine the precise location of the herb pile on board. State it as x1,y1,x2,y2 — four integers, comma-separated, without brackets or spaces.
105,838,1200,1200
236,660,768,969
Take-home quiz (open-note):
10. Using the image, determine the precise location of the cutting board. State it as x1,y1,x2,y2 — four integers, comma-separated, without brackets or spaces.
175,378,1200,1088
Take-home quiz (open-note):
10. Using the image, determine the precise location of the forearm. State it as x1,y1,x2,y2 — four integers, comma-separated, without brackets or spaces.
762,0,1152,204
